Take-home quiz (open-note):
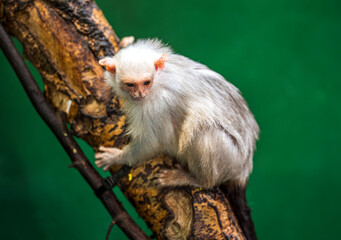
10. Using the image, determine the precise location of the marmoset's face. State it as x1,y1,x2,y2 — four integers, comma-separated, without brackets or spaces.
120,74,153,101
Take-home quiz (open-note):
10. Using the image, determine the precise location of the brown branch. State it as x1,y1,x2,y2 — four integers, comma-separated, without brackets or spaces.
1,0,250,239
0,23,150,240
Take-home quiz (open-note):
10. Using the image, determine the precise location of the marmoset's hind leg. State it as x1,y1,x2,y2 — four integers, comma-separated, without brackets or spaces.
153,165,202,188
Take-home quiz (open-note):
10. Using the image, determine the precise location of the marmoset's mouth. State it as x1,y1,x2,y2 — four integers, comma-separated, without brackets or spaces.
131,96,146,101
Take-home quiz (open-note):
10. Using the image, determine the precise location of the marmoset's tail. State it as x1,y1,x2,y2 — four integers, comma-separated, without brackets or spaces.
221,184,257,240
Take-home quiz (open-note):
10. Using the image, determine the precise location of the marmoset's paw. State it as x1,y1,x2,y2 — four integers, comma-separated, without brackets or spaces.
152,169,185,188
95,146,122,171
152,167,202,189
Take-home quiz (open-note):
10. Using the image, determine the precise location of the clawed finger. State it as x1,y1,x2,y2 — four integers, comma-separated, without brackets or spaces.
152,177,167,188
99,146,113,152
103,165,111,171
95,159,113,171
99,146,122,154
95,160,105,167
95,152,106,159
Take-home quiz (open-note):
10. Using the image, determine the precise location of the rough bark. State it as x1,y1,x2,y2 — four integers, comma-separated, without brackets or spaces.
1,0,247,239
0,8,149,240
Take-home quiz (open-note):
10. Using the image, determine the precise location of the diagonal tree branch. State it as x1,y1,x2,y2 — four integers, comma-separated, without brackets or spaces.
0,23,150,240
1,0,250,239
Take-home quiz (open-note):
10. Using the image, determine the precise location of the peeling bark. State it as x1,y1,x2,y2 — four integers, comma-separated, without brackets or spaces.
1,0,247,239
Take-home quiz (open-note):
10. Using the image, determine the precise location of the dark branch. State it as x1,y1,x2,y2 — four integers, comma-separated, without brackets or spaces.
0,23,150,240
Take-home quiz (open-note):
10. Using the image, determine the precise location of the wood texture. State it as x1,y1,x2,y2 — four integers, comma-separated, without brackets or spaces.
0,10,150,240
1,0,246,239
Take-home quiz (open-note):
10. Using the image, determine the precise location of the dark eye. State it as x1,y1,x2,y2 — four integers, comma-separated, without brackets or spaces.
125,83,134,87
144,81,151,86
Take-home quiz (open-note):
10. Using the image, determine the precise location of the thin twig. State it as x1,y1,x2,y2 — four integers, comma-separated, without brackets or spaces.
0,23,150,240
106,220,116,240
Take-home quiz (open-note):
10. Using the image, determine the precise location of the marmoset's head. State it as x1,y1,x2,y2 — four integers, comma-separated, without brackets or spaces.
99,41,169,101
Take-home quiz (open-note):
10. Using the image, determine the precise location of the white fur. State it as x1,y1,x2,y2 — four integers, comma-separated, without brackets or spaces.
102,39,259,187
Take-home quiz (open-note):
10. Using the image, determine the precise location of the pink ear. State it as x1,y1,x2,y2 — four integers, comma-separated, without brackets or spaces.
154,54,169,71
99,57,116,74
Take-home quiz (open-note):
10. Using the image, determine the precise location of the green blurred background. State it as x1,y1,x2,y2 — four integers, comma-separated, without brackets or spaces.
1,0,340,239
